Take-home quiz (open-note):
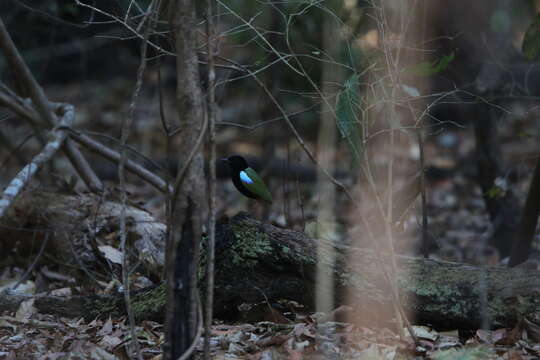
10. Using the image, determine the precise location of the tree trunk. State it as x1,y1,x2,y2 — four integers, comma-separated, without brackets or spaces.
509,155,540,266
473,110,520,257
164,0,206,359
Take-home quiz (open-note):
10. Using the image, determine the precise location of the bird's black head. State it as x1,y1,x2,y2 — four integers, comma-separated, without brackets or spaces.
223,155,249,172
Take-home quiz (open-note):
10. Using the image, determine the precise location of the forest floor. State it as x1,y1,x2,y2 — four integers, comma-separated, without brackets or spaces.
1,81,540,359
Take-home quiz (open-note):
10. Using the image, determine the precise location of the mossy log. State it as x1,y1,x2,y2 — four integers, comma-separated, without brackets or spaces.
2,194,540,329
208,213,540,329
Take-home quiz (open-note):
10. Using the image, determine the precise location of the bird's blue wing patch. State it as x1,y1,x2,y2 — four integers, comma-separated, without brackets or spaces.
240,170,254,184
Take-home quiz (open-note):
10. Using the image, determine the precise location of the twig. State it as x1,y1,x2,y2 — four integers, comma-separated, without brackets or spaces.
313,5,339,324
11,231,50,290
74,0,174,56
0,130,33,169
417,129,428,258
79,130,166,174
211,5,417,344
118,3,157,359
156,39,174,261
0,105,74,219
157,58,172,137
214,102,320,130
69,130,169,192
9,0,95,28
375,1,419,344
0,87,42,130
250,68,354,203
203,0,217,358
170,117,208,212
0,91,169,192
209,25,356,206
217,1,303,76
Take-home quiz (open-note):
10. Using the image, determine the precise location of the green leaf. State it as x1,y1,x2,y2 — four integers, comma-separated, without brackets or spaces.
335,74,362,164
404,52,455,77
523,13,540,60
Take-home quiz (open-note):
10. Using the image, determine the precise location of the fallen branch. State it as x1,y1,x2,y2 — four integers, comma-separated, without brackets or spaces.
0,91,169,193
0,105,73,218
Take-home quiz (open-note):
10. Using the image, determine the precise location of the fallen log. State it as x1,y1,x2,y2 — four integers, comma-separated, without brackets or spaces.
1,193,540,330
208,214,540,329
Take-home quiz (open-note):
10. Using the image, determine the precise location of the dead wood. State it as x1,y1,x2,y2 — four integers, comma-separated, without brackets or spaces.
1,193,540,330
0,190,165,276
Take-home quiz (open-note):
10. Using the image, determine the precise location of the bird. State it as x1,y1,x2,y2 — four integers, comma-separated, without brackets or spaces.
222,155,273,203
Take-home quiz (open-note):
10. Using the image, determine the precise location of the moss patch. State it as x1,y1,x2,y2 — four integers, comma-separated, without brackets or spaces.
229,223,273,267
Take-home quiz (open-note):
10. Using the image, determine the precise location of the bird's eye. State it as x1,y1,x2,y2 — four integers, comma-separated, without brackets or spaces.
240,171,254,184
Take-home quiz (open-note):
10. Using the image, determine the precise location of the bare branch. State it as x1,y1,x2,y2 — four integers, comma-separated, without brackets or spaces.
0,90,169,193
116,1,157,358
74,0,174,56
204,0,217,358
9,0,95,28
0,104,74,219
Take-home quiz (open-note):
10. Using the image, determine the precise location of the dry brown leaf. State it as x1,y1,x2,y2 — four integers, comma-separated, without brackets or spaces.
0,317,17,332
99,334,123,349
476,329,493,343
97,318,114,337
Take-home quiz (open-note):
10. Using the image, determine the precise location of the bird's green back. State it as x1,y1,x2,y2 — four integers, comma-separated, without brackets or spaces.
243,167,273,203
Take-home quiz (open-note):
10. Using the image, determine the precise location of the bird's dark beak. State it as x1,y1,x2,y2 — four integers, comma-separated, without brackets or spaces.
220,158,229,163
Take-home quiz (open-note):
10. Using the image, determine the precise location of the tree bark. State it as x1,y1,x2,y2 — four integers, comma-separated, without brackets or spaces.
473,111,520,257
164,1,206,359
509,155,540,266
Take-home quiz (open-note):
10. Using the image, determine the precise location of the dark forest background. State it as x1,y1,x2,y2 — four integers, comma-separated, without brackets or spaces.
2,1,540,359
